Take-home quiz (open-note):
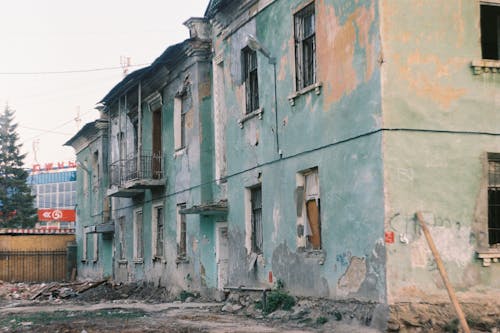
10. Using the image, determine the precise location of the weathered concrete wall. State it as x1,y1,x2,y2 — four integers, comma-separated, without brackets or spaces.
74,125,112,281
380,0,500,303
215,0,386,302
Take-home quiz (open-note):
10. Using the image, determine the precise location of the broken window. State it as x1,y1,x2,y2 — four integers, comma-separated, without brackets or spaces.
177,203,187,258
133,209,143,260
481,4,500,60
153,204,164,258
242,47,259,113
118,216,126,260
296,168,321,250
294,2,316,90
250,185,263,254
488,154,500,246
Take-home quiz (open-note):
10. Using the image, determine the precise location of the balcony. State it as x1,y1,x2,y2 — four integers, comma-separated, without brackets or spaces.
107,151,165,197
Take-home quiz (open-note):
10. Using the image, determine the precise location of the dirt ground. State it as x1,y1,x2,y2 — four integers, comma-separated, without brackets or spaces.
0,281,381,333
0,281,498,332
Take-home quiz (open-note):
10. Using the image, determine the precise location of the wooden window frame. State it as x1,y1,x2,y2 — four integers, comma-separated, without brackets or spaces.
294,2,317,91
242,46,260,114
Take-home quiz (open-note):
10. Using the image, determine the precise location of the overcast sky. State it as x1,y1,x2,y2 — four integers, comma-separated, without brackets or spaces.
0,0,208,168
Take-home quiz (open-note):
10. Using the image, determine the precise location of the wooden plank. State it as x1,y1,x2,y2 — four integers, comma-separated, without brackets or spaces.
416,212,470,333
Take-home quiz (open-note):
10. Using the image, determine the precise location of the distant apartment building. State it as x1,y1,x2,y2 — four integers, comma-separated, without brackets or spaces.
27,162,77,230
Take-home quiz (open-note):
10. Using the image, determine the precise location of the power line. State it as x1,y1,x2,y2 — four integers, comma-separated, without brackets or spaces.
0,63,150,76
19,125,72,136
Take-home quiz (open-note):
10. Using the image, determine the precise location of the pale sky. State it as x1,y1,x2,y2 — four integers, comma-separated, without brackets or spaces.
0,0,209,168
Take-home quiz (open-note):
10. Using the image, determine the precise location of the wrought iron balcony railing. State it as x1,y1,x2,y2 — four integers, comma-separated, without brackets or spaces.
109,151,164,189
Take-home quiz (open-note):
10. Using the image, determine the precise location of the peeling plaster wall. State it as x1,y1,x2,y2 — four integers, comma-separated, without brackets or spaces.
380,0,500,303
215,0,385,302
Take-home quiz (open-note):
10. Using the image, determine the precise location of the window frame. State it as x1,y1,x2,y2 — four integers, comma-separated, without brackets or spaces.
133,208,144,262
294,1,317,91
242,46,260,114
152,203,165,260
296,167,322,251
177,203,187,259
480,2,500,60
250,185,263,254
488,154,500,246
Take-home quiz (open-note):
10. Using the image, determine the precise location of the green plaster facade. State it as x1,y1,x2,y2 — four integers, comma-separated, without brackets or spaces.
66,1,499,324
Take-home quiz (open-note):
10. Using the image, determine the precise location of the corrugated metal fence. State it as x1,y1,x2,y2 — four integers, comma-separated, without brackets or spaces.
0,249,67,282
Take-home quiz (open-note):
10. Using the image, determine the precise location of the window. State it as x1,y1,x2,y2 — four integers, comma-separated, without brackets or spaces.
152,204,164,258
177,203,187,258
118,216,126,261
133,209,143,261
242,47,259,113
174,85,192,151
82,227,89,262
294,2,316,90
250,185,263,254
92,233,99,262
488,155,500,245
92,151,99,187
296,168,321,250
481,4,500,60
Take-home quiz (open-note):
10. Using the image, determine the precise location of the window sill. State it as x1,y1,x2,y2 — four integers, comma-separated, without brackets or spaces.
477,248,500,267
153,256,167,264
288,82,323,106
132,258,144,264
298,247,326,265
118,259,128,265
81,259,87,264
176,256,189,264
173,147,187,158
238,108,264,129
471,59,500,75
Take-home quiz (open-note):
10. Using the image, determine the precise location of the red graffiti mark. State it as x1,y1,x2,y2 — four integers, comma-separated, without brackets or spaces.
385,231,395,244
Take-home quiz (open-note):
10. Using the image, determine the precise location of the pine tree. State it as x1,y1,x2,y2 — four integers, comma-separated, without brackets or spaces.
0,105,37,228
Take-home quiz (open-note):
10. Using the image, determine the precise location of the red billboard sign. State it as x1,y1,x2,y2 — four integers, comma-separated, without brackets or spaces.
38,209,76,222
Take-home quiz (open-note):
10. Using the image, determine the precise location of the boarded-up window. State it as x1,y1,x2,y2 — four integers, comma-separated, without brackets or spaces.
178,203,187,258
242,47,259,113
481,4,500,60
294,2,316,90
304,169,321,250
251,186,263,254
488,155,500,245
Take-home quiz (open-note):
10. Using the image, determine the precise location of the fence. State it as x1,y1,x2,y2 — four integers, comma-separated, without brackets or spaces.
0,249,68,282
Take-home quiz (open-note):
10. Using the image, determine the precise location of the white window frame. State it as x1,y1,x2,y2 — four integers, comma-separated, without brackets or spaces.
152,202,165,260
245,184,263,255
133,209,144,262
92,233,99,263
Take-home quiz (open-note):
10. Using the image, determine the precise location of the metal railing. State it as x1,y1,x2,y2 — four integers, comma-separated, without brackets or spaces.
109,151,163,188
0,249,67,282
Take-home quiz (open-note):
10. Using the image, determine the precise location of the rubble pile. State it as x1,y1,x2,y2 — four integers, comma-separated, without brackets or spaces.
0,279,107,303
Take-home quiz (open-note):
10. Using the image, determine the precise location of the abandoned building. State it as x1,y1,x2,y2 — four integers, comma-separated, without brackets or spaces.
65,0,500,327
